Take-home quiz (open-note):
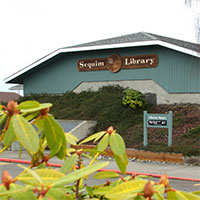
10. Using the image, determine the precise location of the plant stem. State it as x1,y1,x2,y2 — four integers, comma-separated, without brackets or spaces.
75,152,82,200
30,116,41,125
88,152,100,167
76,179,80,200
0,116,10,143
0,146,9,154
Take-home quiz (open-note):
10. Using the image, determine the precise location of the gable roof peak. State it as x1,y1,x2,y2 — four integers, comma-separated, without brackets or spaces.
4,31,200,84
140,32,159,40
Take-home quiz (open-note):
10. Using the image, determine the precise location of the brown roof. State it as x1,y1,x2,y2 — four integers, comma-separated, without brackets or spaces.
0,92,21,103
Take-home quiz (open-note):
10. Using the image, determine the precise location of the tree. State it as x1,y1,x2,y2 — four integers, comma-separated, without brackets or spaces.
185,0,200,43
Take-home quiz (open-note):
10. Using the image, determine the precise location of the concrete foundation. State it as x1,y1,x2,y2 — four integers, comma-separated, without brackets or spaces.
73,80,200,105
69,120,97,141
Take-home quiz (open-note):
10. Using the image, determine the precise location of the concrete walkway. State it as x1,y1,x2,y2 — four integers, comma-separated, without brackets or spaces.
0,150,199,181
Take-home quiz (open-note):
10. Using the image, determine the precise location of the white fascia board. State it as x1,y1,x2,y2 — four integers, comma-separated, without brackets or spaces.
4,41,156,83
4,49,64,83
158,41,200,58
64,40,157,52
4,40,200,83
66,41,200,58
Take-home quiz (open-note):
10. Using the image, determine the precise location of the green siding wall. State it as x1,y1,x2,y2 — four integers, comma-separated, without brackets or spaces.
23,45,200,94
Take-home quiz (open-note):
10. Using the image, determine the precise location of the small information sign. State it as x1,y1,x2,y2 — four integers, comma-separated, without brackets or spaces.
144,111,173,146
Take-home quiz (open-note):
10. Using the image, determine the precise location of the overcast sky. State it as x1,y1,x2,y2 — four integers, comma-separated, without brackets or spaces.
0,0,199,93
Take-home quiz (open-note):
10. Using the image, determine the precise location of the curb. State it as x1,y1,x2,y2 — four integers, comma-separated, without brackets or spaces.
72,144,184,164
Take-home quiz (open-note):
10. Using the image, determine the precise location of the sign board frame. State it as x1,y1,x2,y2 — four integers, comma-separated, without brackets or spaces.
77,54,158,72
143,111,173,147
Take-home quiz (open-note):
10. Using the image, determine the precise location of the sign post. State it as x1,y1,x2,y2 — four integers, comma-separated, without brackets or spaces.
143,111,173,147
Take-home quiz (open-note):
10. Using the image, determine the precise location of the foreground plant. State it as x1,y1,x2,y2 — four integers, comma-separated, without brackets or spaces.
0,100,199,199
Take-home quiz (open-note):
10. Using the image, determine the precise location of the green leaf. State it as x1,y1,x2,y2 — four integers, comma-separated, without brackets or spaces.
11,115,39,154
9,184,36,200
152,184,165,198
18,101,52,113
0,107,4,116
94,131,108,143
17,101,40,110
40,103,52,109
0,184,34,199
167,190,178,200
18,143,23,158
43,115,66,159
167,190,195,200
130,195,145,200
18,164,43,184
86,186,95,197
109,133,126,156
0,185,8,199
105,180,146,199
65,132,78,145
49,141,62,158
23,112,39,122
46,187,74,200
93,171,119,179
177,191,200,200
109,175,132,187
50,116,67,159
153,193,165,200
192,191,200,195
167,190,200,200
3,122,16,146
114,152,128,175
35,117,44,129
78,131,106,145
92,186,113,195
60,154,78,174
96,133,109,152
18,100,40,110
52,161,109,187
18,168,65,186
0,113,7,126
152,184,165,200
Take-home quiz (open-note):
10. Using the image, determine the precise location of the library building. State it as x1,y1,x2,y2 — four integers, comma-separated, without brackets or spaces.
5,32,200,104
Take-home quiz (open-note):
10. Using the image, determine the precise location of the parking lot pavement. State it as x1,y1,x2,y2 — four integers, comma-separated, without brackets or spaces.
0,150,200,192
1,150,199,179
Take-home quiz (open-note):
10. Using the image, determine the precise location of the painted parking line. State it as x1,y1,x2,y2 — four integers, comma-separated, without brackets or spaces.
0,162,13,165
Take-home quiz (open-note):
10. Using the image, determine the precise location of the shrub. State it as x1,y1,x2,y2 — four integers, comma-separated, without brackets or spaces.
189,126,200,137
122,89,147,109
17,87,200,156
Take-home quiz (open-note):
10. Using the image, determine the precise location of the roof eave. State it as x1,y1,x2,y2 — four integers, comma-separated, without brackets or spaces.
4,40,200,83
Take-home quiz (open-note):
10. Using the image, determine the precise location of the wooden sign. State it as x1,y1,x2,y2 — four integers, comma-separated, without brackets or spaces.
77,54,158,72
122,54,158,69
143,111,173,147
107,54,122,72
77,58,107,71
